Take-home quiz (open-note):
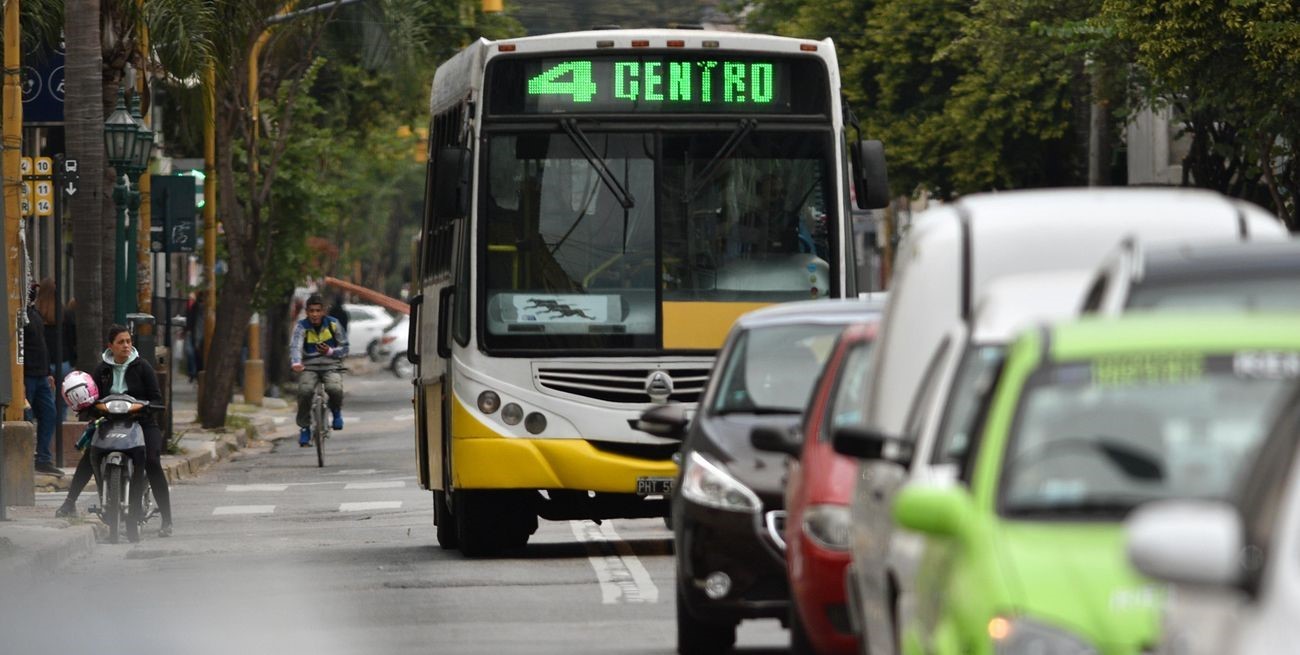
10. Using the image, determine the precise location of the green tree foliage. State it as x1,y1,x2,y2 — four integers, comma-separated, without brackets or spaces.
1098,0,1300,226
511,0,705,34
742,0,1098,197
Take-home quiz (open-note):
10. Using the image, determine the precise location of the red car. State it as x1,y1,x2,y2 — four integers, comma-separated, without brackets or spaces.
754,320,878,654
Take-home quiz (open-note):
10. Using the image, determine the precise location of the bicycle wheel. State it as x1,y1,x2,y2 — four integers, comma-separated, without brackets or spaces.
104,465,123,543
313,391,326,468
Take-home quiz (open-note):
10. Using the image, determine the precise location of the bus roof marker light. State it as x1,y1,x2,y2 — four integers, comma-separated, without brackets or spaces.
800,43,818,52
631,40,649,47
596,40,614,48
667,40,685,48
702,40,719,48
498,43,516,52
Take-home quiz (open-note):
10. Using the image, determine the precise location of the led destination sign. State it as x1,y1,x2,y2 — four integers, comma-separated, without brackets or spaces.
488,55,829,115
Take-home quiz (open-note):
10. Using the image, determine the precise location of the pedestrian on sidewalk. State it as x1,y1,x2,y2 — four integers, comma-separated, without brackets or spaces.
24,283,61,478
36,278,76,419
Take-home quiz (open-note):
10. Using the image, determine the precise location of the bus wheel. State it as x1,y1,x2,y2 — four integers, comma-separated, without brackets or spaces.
455,490,503,557
434,490,458,550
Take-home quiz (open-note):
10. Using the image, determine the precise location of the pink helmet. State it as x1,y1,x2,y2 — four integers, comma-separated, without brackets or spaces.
61,371,99,411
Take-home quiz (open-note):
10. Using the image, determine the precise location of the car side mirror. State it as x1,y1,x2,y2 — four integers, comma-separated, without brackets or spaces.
750,424,801,458
893,484,973,539
1126,500,1247,590
832,425,912,466
634,404,689,440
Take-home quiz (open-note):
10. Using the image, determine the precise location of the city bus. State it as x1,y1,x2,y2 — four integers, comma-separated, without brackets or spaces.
409,28,889,556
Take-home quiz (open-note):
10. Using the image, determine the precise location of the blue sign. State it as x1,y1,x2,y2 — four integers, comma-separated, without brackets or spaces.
23,44,64,124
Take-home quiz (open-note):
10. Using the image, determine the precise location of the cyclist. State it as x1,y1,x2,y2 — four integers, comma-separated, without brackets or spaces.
290,294,348,447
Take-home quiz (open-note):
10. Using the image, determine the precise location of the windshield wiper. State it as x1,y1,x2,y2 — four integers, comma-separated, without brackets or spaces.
715,407,801,416
684,118,758,202
560,118,634,209
1002,497,1143,519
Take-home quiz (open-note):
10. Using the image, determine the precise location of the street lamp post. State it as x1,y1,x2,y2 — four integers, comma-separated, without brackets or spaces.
105,88,140,324
104,88,155,324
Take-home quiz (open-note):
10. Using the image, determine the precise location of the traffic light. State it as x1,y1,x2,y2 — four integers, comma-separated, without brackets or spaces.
483,0,503,13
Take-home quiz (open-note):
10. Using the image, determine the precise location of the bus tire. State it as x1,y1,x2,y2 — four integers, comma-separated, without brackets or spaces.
434,490,458,550
455,490,500,557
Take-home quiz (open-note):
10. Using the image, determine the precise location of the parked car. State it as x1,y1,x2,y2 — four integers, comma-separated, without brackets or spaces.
343,303,392,358
752,319,880,655
841,188,1285,655
1126,382,1300,655
890,314,1300,655
636,299,882,655
834,269,1091,655
370,315,413,377
1083,239,1300,314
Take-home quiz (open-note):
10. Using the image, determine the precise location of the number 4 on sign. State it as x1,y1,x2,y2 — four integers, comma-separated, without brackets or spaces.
528,61,598,102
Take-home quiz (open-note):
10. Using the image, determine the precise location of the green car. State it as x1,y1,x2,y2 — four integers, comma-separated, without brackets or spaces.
893,314,1300,655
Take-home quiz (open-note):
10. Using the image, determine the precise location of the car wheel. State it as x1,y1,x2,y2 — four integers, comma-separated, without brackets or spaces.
391,353,414,378
366,340,382,362
676,582,736,655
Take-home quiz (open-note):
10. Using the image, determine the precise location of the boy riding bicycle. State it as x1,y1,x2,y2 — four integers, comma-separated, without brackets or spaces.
290,294,348,446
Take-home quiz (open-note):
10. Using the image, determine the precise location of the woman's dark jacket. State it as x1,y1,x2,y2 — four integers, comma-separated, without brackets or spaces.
91,357,162,427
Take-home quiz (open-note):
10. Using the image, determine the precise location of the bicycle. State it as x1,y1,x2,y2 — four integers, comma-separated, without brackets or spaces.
309,380,330,468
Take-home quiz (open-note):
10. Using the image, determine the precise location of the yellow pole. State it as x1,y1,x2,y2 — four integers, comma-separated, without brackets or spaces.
202,64,216,365
3,0,23,422
136,2,153,329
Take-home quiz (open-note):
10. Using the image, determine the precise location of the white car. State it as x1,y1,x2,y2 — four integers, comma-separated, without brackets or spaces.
371,315,413,377
1126,386,1300,655
343,303,392,358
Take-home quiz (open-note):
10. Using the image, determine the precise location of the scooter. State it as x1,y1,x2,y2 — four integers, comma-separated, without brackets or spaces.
87,394,158,543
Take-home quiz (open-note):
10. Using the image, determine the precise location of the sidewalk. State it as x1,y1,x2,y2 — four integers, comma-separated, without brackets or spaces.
0,377,299,581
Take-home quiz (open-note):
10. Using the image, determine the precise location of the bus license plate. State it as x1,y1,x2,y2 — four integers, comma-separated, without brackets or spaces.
637,477,674,496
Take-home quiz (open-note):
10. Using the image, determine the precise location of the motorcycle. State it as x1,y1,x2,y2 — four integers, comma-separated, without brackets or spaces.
87,394,158,543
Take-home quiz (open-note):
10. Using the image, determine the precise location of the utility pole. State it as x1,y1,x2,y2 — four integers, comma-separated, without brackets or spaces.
3,0,24,423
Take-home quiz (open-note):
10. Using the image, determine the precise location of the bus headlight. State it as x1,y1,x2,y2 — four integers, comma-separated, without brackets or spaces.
501,403,523,425
477,391,501,414
524,412,547,434
681,451,760,513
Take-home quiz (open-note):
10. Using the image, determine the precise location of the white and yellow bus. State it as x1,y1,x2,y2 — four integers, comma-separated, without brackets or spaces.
410,28,888,556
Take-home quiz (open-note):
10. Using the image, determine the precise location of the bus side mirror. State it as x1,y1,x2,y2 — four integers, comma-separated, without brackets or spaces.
852,140,890,210
435,147,470,219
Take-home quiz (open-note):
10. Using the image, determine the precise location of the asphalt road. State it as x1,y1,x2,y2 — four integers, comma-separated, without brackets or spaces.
5,367,790,655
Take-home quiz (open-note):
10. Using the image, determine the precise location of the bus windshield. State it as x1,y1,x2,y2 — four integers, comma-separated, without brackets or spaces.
481,128,835,351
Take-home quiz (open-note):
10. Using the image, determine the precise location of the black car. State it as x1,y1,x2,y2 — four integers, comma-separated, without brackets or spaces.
637,298,883,655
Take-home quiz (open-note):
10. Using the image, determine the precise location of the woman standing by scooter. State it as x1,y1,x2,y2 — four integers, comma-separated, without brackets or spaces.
85,325,172,537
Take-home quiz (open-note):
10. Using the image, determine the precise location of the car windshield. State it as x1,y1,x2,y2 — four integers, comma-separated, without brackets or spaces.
1000,351,1297,519
1128,275,1300,311
711,323,842,415
932,345,1005,467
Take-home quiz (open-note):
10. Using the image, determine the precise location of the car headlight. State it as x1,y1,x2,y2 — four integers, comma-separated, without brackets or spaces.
680,451,761,513
989,616,1097,655
802,504,852,551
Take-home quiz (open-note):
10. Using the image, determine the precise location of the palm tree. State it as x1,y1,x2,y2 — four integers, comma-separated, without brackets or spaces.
65,0,107,371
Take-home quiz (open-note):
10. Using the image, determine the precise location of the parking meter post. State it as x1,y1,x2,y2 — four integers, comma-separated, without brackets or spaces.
244,314,264,406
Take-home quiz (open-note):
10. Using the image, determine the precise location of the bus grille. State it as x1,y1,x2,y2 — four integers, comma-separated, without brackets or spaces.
534,364,712,405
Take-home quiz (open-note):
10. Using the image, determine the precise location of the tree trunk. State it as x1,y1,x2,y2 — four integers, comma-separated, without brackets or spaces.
197,270,255,427
65,0,107,372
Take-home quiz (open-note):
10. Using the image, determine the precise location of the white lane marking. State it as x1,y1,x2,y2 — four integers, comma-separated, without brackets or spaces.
272,416,287,425
213,505,275,515
570,520,660,604
339,501,402,512
344,481,405,490
392,413,414,422
226,484,289,492
328,469,380,476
